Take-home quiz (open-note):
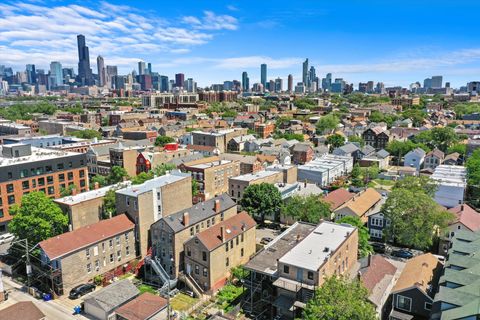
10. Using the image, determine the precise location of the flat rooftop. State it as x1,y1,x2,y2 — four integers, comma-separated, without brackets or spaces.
0,146,81,167
431,165,467,187
229,170,280,182
279,221,356,272
187,159,232,169
244,222,316,275
298,155,351,172
55,181,132,205
116,171,190,197
193,129,235,136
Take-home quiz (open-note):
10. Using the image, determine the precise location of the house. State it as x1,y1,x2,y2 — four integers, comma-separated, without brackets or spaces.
186,144,220,157
424,149,445,170
360,149,390,170
38,214,135,295
357,255,398,318
431,165,467,208
334,188,383,223
115,292,168,320
184,212,256,293
220,153,263,175
150,194,238,278
228,170,284,204
443,152,461,166
227,134,256,152
83,279,139,320
291,143,314,165
332,143,359,159
389,253,441,320
297,154,353,186
404,147,426,171
362,127,390,150
0,301,45,320
323,188,355,211
367,211,390,241
431,230,480,320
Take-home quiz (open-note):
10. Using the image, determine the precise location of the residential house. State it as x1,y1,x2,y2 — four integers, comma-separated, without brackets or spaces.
431,165,467,208
360,149,390,170
291,143,314,165
297,154,353,187
191,128,248,153
150,194,237,278
357,255,398,318
367,211,390,241
362,127,390,150
109,143,142,177
184,212,256,293
389,253,441,320
83,279,139,320
332,143,360,160
179,156,240,201
186,144,220,157
227,134,256,152
255,122,275,138
158,124,186,138
443,152,461,166
220,153,263,175
136,145,191,174
334,188,383,223
323,188,355,211
115,171,193,257
228,170,284,204
115,292,168,320
404,148,426,171
0,301,45,320
424,149,445,170
38,214,135,295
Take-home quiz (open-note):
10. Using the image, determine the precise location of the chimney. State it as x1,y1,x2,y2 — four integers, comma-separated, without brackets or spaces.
214,199,221,213
94,182,100,190
71,188,77,196
367,254,372,267
220,226,225,242
461,204,464,211
183,212,189,226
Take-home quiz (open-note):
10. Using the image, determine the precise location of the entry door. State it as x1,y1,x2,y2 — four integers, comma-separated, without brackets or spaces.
296,268,303,281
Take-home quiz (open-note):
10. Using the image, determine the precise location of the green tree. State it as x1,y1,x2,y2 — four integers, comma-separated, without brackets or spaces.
192,179,199,197
152,163,176,176
369,110,384,123
282,195,331,223
392,176,438,197
338,216,373,257
108,166,129,184
303,276,376,320
90,175,107,189
326,134,346,151
274,132,305,142
466,150,480,209
447,143,466,156
240,183,282,223
351,164,363,187
382,188,454,250
59,184,76,197
154,135,175,147
348,135,365,147
132,171,153,185
103,189,117,219
8,192,68,244
412,127,459,152
316,114,339,134
402,109,427,127
69,129,102,140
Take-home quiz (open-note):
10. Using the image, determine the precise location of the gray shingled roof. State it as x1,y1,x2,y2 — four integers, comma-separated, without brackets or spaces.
83,279,139,313
159,193,236,233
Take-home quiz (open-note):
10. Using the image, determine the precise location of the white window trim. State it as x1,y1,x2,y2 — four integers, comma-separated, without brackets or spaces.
396,295,412,312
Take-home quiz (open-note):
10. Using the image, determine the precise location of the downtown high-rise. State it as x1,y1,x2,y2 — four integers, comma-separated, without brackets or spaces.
260,64,267,88
97,56,106,87
76,34,93,86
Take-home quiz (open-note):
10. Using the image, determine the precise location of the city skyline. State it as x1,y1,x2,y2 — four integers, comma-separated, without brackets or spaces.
1,1,480,87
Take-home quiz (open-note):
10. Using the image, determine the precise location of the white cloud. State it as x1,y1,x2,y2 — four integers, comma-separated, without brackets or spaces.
0,1,238,71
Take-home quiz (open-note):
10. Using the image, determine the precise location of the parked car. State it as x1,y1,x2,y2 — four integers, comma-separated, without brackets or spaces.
0,233,15,244
391,249,413,259
260,237,273,245
69,283,96,299
371,242,387,253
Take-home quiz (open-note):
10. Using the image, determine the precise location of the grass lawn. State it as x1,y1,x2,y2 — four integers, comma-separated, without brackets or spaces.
373,179,395,186
171,292,198,311
215,284,244,313
137,284,157,295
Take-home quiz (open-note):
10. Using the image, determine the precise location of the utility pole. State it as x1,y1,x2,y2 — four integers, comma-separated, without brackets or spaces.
25,239,31,288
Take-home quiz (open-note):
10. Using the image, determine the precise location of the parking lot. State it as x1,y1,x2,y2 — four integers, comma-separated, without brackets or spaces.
369,241,426,262
255,226,283,245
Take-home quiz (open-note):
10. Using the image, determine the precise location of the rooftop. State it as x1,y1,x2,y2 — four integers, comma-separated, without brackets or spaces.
114,293,167,320
0,301,45,320
0,145,82,167
298,154,352,173
229,170,280,182
54,181,131,206
83,279,139,312
335,188,383,217
188,159,232,169
324,188,355,210
393,253,440,295
39,214,134,260
448,204,480,232
116,171,190,197
431,165,467,187
279,221,356,272
244,222,316,275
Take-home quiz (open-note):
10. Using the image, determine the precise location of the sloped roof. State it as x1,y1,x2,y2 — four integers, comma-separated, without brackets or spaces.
193,211,256,251
335,188,382,217
0,301,45,320
359,255,397,293
448,204,480,232
393,253,440,295
426,148,445,159
39,214,134,260
114,293,167,320
83,279,139,312
323,188,355,210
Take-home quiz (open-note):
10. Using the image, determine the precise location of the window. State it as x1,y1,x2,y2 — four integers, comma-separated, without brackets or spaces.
59,174,65,182
7,172,12,179
6,184,14,193
38,177,45,186
203,268,208,277
117,250,121,261
0,209,3,218
125,246,130,256
7,195,15,205
241,248,244,257
102,243,105,253
22,181,29,190
116,236,120,246
86,248,90,258
241,234,244,242
46,165,53,172
221,213,224,221
308,271,314,280
93,246,98,256
397,295,412,312
225,243,229,252
187,248,191,257
47,176,54,185
95,260,99,271
109,239,113,249
195,265,199,274
207,220,210,228
68,172,74,180
68,162,73,168
125,233,129,242
202,251,207,261
196,225,200,233
20,169,28,178
31,179,36,188
87,263,92,273
110,253,114,263
425,302,432,311
230,241,233,249
284,265,289,274
236,237,239,245
226,257,229,267
79,170,85,178
190,227,194,236
48,186,55,195
57,163,64,170
80,180,86,187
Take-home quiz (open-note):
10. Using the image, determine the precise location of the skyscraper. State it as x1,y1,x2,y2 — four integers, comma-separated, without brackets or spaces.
175,73,185,88
302,58,309,85
288,74,293,93
424,78,432,89
260,64,267,88
431,75,443,88
76,35,93,86
97,56,106,87
106,65,118,89
138,61,146,76
49,61,63,87
147,63,152,75
26,64,36,84
160,76,169,92
275,78,283,93
242,72,249,92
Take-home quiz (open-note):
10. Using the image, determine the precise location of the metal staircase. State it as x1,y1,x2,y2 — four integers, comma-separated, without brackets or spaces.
145,256,178,290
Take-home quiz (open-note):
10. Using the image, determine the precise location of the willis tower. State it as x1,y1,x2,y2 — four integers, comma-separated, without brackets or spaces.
76,35,94,86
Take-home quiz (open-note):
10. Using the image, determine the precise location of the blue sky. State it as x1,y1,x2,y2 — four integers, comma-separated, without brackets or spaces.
1,0,480,88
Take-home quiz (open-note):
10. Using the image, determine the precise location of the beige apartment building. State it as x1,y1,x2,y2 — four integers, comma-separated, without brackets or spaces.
115,171,192,257
228,170,284,202
39,214,135,295
191,128,248,153
150,194,238,278
180,156,240,201
54,182,131,230
184,211,256,293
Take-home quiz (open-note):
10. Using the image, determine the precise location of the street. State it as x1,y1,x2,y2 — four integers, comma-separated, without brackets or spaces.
0,274,88,319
